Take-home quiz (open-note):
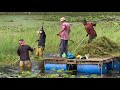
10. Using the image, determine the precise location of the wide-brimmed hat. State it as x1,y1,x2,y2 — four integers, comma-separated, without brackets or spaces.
60,17,66,22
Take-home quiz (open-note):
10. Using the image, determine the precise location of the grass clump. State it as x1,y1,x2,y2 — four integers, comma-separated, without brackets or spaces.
77,36,120,57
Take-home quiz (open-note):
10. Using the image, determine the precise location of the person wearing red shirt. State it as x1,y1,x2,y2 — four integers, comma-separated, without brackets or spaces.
82,19,97,43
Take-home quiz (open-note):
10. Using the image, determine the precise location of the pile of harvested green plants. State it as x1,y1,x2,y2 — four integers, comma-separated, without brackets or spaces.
76,36,120,58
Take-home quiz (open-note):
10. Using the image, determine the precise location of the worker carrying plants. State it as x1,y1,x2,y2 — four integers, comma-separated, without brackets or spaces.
57,17,71,58
82,19,97,43
36,25,46,57
17,39,34,72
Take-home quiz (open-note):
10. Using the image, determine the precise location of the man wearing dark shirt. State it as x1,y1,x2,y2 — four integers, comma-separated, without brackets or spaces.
17,39,34,72
82,19,97,43
36,27,46,57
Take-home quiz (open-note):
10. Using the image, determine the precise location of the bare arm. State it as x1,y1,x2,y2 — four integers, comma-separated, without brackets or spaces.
57,29,65,36
57,24,65,36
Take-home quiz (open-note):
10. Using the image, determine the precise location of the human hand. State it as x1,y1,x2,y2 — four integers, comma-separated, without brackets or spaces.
35,40,39,42
33,48,36,51
57,33,60,36
86,34,88,37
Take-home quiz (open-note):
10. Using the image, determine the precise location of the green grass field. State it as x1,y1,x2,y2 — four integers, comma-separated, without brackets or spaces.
0,13,120,65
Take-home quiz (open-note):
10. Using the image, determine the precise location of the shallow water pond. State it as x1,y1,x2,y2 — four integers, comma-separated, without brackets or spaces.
0,61,120,78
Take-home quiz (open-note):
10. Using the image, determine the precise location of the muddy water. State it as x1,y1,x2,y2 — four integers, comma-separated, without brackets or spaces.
0,61,41,78
0,60,120,78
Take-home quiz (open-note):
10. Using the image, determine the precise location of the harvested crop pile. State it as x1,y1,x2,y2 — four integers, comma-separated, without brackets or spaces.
76,36,120,57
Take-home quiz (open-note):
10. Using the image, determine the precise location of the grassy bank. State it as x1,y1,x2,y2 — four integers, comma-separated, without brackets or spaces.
1,12,120,16
0,13,120,65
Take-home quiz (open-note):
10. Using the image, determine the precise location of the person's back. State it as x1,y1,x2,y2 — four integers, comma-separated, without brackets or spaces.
82,19,97,43
85,22,97,37
17,39,34,72
17,45,34,61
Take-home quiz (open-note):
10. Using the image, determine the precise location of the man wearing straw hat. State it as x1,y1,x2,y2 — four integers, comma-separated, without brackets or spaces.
57,17,71,58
